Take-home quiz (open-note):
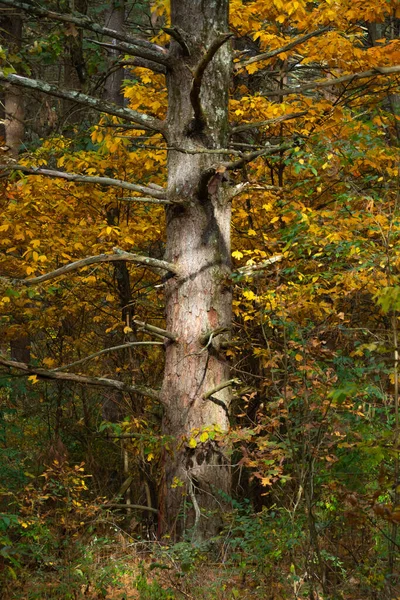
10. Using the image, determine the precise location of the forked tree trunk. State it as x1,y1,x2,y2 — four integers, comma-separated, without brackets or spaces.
160,0,232,540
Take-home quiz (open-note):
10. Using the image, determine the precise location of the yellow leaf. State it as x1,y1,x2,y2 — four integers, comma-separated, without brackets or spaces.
28,375,39,384
26,266,34,275
1,296,10,303
200,432,209,443
147,453,154,462
124,326,133,333
188,438,197,448
294,354,303,362
232,250,244,259
32,251,39,262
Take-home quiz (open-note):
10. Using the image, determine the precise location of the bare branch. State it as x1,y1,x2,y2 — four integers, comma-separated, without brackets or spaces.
262,65,400,98
133,319,177,342
190,33,233,124
163,26,191,56
54,341,164,372
102,503,158,513
120,197,172,204
235,255,283,277
0,72,164,132
226,182,249,200
236,27,329,70
0,355,160,400
4,249,179,288
204,379,239,400
221,143,291,171
88,38,168,68
0,0,169,66
120,58,166,75
232,111,308,134
200,327,230,347
0,164,167,199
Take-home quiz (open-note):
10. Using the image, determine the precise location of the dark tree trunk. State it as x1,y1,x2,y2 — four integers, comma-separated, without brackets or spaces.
160,0,232,541
103,0,125,105
0,11,24,155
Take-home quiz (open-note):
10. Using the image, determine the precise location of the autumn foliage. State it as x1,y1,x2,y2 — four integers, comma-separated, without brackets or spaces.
0,0,400,598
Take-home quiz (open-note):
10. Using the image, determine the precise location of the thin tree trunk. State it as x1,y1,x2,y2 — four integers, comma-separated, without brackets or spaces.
1,11,24,156
160,0,232,540
103,0,125,105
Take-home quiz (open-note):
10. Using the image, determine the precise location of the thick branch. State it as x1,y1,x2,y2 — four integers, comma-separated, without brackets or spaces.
0,0,169,66
133,319,177,342
235,255,283,277
163,26,191,56
236,27,329,70
0,72,164,132
232,111,307,134
14,250,179,287
262,65,400,98
190,33,233,124
1,164,167,199
0,356,159,400
88,39,168,68
121,58,166,75
203,379,239,400
54,341,163,372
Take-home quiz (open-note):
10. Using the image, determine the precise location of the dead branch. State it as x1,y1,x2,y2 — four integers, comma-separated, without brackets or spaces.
232,111,307,134
235,255,283,276
133,319,177,342
204,378,239,399
236,27,329,70
262,65,400,98
54,341,164,372
163,26,191,56
0,355,160,400
88,38,168,68
0,0,169,66
0,164,167,199
2,249,179,288
0,72,164,132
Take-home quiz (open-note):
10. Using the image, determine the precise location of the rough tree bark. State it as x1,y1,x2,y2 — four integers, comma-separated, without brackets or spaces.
159,0,232,540
0,0,233,541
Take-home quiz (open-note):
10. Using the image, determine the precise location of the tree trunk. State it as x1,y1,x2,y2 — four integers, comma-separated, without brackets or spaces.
160,0,232,540
0,11,24,155
103,0,125,105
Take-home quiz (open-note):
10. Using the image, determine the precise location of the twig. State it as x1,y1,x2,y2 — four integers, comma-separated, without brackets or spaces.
236,27,329,70
232,111,307,134
53,341,163,372
262,65,400,98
